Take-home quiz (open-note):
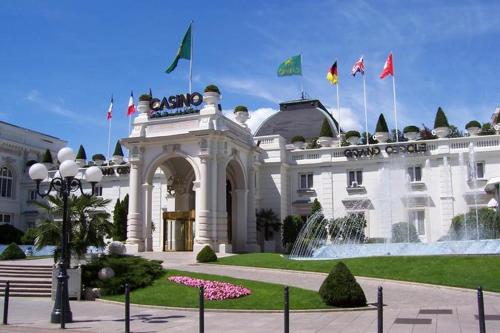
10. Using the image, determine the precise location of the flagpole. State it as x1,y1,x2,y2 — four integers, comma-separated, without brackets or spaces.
362,73,369,146
300,53,304,99
128,116,131,136
336,77,341,145
189,21,193,94
391,53,399,142
107,118,112,160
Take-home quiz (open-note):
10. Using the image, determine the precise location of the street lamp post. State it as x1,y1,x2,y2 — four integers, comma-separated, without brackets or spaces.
29,147,103,328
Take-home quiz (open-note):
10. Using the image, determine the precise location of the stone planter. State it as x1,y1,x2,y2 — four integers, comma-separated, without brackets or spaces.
346,136,360,146
112,155,123,164
373,132,389,143
432,126,450,139
75,159,86,167
234,111,249,125
318,136,333,147
466,127,480,136
203,92,220,106
495,124,500,134
404,131,418,141
137,100,151,114
93,159,104,166
292,141,305,149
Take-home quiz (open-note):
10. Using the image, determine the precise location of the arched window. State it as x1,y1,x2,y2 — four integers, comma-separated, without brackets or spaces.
0,167,13,198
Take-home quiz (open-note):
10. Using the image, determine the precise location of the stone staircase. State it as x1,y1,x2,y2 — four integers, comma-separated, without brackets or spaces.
0,264,52,297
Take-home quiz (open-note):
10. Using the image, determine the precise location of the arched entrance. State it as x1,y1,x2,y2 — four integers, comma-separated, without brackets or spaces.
225,158,247,252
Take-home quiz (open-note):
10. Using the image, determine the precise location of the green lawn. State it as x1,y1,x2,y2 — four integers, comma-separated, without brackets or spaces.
103,269,332,310
216,253,500,292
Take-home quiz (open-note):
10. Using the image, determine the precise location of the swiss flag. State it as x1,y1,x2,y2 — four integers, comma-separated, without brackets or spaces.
380,53,394,79
127,91,135,116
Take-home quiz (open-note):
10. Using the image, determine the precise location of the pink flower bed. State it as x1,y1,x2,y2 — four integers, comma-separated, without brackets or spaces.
168,276,252,300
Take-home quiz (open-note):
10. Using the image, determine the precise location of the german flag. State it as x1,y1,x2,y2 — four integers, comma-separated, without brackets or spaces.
327,61,338,85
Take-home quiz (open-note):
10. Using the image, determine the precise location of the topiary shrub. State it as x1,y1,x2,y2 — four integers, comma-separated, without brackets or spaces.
345,130,360,140
204,84,220,94
433,107,449,128
281,215,304,254
196,245,217,263
0,224,24,245
76,145,87,160
319,262,366,307
375,114,389,132
113,141,124,157
42,149,53,164
403,125,419,133
139,94,152,102
92,154,106,161
0,243,26,260
291,135,305,143
82,255,163,295
465,120,481,129
391,222,420,243
479,123,496,136
234,105,248,113
319,119,334,137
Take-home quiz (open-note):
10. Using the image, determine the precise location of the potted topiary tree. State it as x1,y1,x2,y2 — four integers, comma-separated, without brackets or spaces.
403,125,420,141
112,141,124,164
291,135,306,149
42,149,54,170
318,119,334,147
92,154,106,166
75,144,87,167
465,120,481,136
373,113,389,143
494,112,500,134
233,105,249,125
203,84,221,105
138,93,152,114
345,130,360,145
432,107,450,138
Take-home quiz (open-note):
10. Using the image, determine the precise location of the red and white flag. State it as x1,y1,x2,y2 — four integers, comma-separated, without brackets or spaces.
351,57,365,76
106,96,113,120
127,91,135,116
380,53,394,79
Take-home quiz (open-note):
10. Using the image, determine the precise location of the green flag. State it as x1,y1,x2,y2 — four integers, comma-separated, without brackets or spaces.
277,54,302,77
166,24,192,74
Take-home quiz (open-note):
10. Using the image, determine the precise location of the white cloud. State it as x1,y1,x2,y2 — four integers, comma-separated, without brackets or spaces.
327,107,362,132
223,107,278,133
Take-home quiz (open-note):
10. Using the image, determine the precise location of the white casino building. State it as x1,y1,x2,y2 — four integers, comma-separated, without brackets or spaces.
3,91,500,254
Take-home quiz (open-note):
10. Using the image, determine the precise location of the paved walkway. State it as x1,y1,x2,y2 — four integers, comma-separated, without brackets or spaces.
1,253,499,332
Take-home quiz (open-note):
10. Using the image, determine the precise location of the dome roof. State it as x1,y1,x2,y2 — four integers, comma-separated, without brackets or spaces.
255,99,339,143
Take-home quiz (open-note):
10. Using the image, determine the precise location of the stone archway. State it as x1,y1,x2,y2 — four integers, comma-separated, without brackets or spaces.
225,158,248,252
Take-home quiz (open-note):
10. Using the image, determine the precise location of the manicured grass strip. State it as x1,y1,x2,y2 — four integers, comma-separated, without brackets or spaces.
103,269,332,310
216,253,500,292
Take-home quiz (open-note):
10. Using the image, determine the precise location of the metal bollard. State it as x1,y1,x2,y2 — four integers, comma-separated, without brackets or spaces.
199,285,204,333
284,286,289,333
3,281,10,325
377,286,383,333
477,286,486,333
125,283,130,333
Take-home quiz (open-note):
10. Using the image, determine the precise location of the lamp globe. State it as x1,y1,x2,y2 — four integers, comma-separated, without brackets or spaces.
85,166,103,183
57,147,76,163
59,160,79,178
29,163,48,181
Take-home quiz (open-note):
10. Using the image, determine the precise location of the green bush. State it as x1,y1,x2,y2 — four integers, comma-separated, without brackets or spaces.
234,105,248,113
433,107,449,128
42,149,53,164
495,112,500,125
204,84,220,94
0,224,24,245
113,141,124,157
403,125,419,133
92,154,106,161
329,215,367,242
21,228,38,245
0,243,26,260
282,215,304,254
82,255,163,295
76,145,87,160
345,130,360,140
319,262,366,307
449,208,500,240
112,195,128,241
196,245,217,263
139,94,152,102
319,119,333,137
465,120,481,129
479,123,496,136
291,135,305,143
375,113,389,132
391,222,420,243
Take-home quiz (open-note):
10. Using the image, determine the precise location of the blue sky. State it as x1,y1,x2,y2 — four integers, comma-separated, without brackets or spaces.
1,1,499,156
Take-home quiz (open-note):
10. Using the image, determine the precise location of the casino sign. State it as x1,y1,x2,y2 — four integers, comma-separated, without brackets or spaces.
149,92,203,118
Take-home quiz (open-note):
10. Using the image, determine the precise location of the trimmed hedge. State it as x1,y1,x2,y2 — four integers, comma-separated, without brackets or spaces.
403,125,419,133
0,224,24,245
92,154,106,161
196,245,217,263
234,105,248,113
345,130,360,140
42,149,53,164
82,255,163,295
434,107,449,128
465,120,481,129
375,113,389,132
291,135,305,143
319,119,334,137
204,84,220,94
76,145,87,160
319,262,366,307
139,94,152,102
113,141,124,157
0,243,26,260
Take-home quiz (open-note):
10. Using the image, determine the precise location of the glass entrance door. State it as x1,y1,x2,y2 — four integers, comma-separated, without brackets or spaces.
163,210,195,251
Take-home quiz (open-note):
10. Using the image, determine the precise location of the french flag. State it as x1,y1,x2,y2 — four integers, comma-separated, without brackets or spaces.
106,96,113,120
127,91,135,117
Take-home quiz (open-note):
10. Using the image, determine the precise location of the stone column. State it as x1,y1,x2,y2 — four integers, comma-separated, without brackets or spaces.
194,155,212,253
126,160,144,252
246,164,259,251
143,183,153,252
215,156,229,252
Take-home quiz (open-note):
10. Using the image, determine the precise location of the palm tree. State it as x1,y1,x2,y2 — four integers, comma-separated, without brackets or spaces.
256,208,281,242
33,194,112,261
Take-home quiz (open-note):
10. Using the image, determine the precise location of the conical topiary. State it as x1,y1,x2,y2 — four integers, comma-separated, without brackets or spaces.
319,262,366,307
0,243,26,260
319,119,334,137
42,149,53,164
76,145,87,160
433,107,449,128
375,113,389,132
113,141,124,157
196,245,217,263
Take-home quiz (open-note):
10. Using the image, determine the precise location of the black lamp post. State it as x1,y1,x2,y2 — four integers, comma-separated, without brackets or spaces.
29,147,103,328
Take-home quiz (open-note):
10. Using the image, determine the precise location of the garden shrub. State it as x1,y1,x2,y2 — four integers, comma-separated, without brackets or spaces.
0,224,24,245
345,130,360,140
375,113,389,132
403,125,419,133
479,123,496,136
204,84,220,94
76,145,87,160
234,105,248,113
21,228,38,245
196,245,217,263
329,215,367,242
139,94,152,102
465,120,481,129
319,119,333,137
319,262,366,307
0,243,26,260
282,215,304,254
449,208,500,240
433,107,449,128
391,222,420,243
291,135,305,143
82,255,163,295
42,149,53,163
113,141,124,157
